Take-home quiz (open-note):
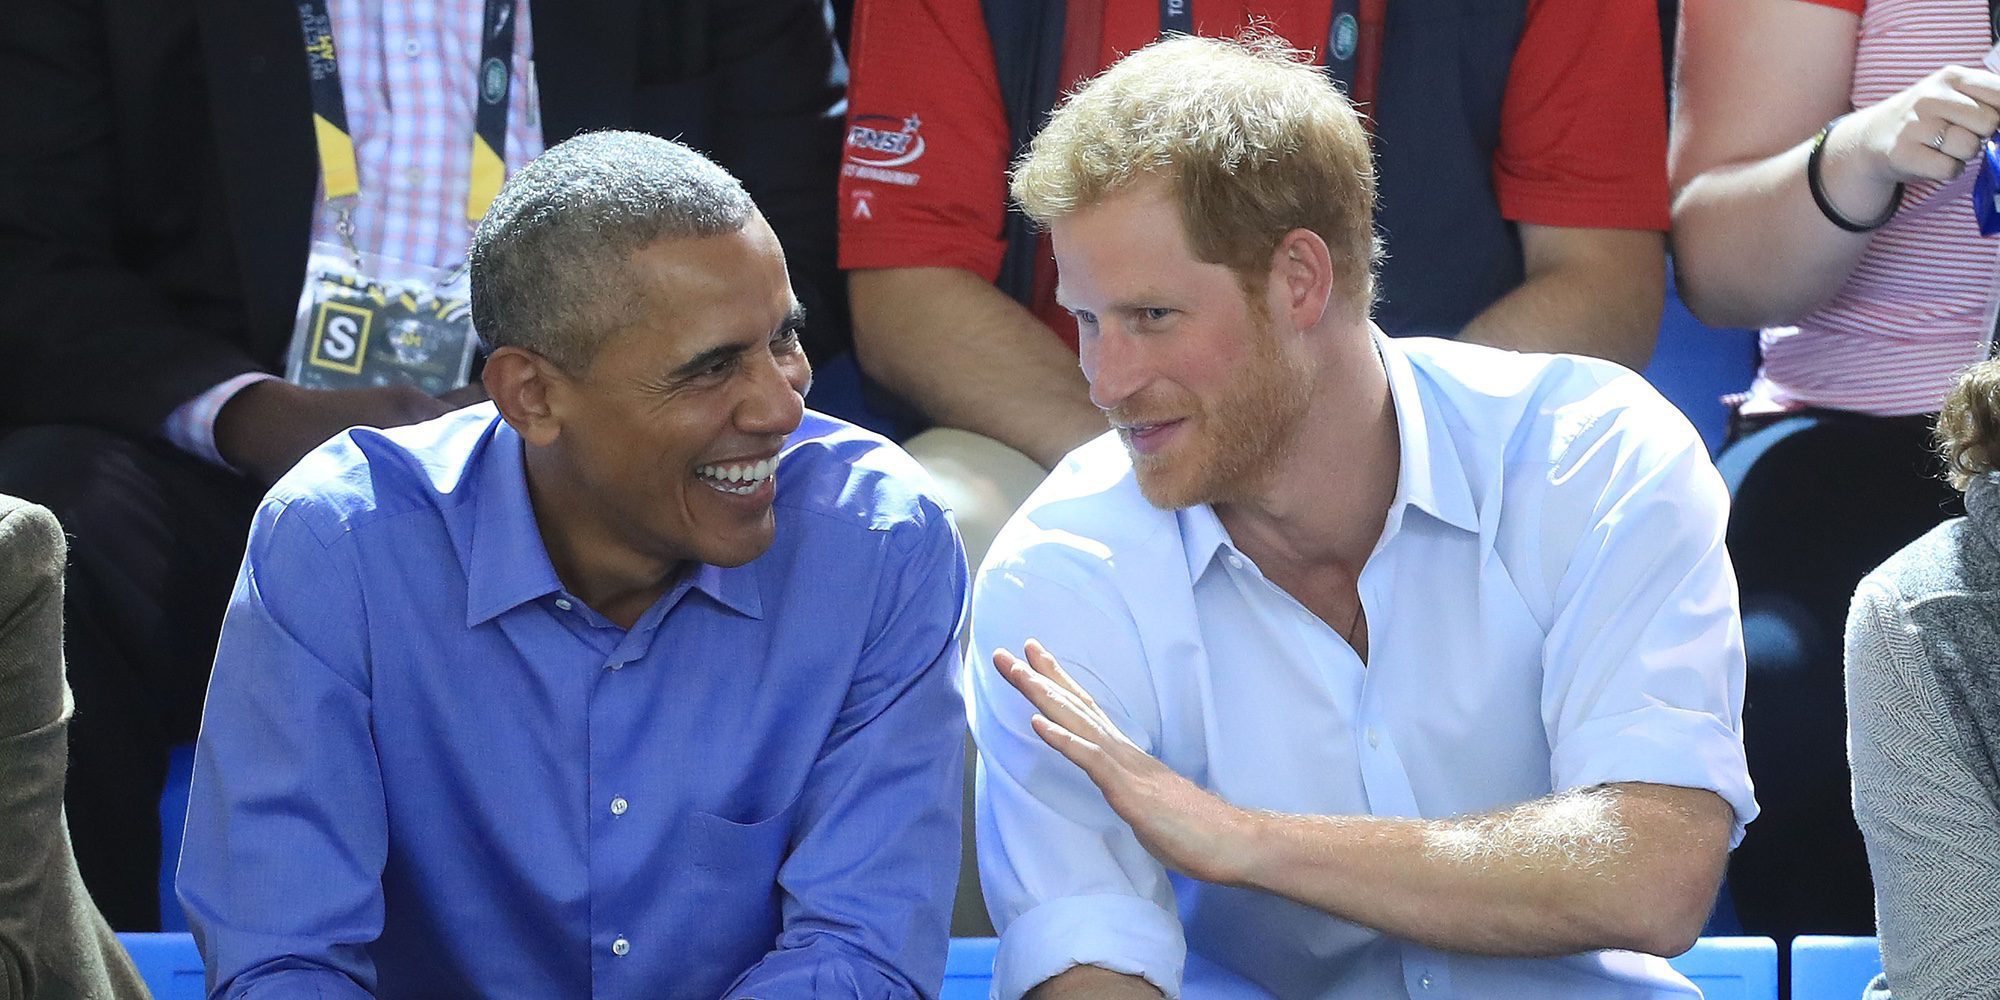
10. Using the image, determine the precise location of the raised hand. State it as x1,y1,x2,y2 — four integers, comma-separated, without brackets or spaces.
994,639,1255,885
1840,65,2000,184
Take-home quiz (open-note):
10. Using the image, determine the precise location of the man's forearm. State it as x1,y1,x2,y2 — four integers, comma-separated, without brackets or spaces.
849,267,1107,468
1457,226,1666,371
1226,783,1729,959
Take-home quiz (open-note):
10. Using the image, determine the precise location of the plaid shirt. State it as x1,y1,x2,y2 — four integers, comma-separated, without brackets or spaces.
164,0,543,466
312,0,543,269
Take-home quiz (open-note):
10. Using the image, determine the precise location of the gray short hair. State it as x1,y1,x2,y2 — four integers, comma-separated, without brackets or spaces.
470,130,755,370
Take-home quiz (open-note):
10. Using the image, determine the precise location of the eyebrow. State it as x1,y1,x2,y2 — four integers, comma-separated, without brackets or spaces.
775,303,807,337
667,303,809,380
1055,291,1174,314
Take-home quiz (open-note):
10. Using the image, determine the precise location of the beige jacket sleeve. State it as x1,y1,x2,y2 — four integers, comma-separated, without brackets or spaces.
0,495,149,1000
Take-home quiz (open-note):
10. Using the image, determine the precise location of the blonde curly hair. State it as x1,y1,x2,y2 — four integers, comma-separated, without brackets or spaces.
1009,32,1379,318
1938,359,2000,491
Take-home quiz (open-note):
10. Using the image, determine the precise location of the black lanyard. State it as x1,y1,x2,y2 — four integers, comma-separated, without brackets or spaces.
296,0,518,224
1156,0,1383,115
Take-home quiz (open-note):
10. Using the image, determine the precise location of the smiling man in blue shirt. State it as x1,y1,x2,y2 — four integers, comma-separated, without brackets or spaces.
178,131,969,999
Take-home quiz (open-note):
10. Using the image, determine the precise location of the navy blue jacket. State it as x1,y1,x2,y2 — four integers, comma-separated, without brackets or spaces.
0,0,849,435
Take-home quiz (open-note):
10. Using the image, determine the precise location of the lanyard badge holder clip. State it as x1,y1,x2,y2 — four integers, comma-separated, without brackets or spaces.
284,0,513,393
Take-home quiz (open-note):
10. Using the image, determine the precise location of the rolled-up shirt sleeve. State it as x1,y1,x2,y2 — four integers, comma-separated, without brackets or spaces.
177,496,386,1000
968,556,1186,999
725,504,971,1000
1535,380,1759,846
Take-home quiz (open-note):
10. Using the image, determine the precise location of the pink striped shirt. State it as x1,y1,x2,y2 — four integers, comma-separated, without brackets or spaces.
1750,0,2000,417
164,0,543,466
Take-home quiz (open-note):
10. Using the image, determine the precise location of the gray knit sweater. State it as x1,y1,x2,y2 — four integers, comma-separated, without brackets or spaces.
1846,474,2000,1000
0,496,149,1000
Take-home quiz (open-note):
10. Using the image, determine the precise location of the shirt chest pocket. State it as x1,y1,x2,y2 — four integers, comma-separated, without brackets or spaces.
689,805,794,873
679,806,795,971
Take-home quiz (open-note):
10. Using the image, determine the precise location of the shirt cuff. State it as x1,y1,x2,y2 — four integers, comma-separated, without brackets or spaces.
161,371,280,469
214,964,377,1000
723,937,910,1000
1550,705,1760,848
994,893,1185,1000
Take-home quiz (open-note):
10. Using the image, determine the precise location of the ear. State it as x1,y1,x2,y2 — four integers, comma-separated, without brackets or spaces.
1268,228,1335,333
483,346,565,448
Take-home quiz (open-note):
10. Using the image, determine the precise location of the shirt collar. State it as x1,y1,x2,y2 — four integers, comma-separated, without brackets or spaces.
1178,502,1236,580
463,421,764,626
1377,331,1481,536
681,560,764,621
1175,331,1482,579
465,421,566,626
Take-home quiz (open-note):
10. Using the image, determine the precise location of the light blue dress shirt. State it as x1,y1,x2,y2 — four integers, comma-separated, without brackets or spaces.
179,405,969,1000
969,336,1758,1000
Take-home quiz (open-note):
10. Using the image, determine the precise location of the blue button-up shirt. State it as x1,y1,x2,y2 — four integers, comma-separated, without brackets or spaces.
180,405,968,1000
970,336,1757,999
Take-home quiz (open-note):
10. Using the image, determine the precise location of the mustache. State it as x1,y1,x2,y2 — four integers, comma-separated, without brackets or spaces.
1107,392,1189,429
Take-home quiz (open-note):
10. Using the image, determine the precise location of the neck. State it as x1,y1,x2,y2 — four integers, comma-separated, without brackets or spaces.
1214,324,1400,575
523,446,684,628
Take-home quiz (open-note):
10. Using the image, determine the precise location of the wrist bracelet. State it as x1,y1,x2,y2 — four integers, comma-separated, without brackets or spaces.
1808,114,1904,233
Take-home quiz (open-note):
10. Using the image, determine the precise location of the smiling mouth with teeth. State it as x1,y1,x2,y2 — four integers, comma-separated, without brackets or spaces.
695,456,779,495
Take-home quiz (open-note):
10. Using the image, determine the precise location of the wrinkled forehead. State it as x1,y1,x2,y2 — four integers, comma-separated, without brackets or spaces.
589,220,798,363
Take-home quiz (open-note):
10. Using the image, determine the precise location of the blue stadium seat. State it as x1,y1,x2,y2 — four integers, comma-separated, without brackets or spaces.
1642,265,1758,456
117,931,204,1000
944,937,999,1000
94,931,1794,1000
158,742,196,932
947,935,1780,999
1667,936,1779,1000
1792,935,1882,1000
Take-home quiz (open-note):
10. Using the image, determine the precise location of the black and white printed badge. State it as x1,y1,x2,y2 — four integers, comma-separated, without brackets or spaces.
286,0,515,392
287,246,479,393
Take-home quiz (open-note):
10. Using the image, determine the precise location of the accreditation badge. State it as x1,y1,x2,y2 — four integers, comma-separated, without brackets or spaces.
1982,43,2000,237
286,243,480,392
1976,138,2000,237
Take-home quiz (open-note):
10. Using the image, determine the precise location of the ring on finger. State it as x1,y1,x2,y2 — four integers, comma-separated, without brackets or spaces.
1928,129,1950,152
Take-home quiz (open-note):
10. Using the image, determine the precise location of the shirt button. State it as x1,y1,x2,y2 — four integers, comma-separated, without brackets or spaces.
610,796,628,816
403,38,423,58
1420,974,1434,989
611,937,630,957
1366,727,1380,749
1225,553,1244,570
554,598,573,611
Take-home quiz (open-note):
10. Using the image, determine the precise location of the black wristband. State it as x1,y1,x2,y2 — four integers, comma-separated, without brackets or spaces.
1808,114,1904,233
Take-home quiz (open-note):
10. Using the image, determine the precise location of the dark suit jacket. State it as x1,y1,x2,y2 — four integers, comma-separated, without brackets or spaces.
0,496,149,1000
0,0,847,438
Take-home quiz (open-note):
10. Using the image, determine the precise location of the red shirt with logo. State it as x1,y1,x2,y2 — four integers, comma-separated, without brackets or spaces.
837,0,1670,343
